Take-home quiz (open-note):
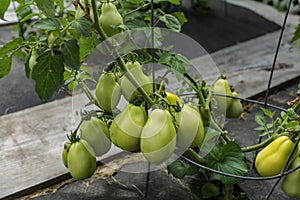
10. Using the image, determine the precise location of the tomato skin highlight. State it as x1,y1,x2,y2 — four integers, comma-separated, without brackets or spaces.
80,116,111,157
67,139,96,180
255,136,298,177
141,109,176,165
110,104,147,151
176,105,205,149
119,61,153,103
96,72,121,113
99,2,123,37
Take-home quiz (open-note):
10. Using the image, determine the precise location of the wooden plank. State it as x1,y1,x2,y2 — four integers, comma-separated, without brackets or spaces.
1,4,300,199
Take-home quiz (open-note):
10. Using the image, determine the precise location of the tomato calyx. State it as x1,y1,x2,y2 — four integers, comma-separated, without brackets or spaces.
67,131,80,144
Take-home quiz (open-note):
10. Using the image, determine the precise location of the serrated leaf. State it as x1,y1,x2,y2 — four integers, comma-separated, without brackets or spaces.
0,0,10,20
201,183,220,199
61,38,80,70
159,14,181,32
171,12,187,26
72,17,91,38
0,37,23,56
266,123,273,129
32,50,64,102
207,141,248,184
255,114,266,126
0,55,12,78
281,111,287,119
35,0,55,17
34,18,61,30
171,59,186,75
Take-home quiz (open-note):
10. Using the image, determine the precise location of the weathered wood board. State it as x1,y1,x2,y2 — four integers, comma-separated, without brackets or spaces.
0,1,300,199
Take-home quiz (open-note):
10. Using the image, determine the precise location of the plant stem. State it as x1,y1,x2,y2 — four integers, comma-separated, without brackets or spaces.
125,2,151,16
223,184,233,200
91,0,155,106
184,148,207,165
77,80,100,108
241,133,286,152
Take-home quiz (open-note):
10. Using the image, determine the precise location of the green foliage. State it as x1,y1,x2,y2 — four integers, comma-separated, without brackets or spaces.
0,0,10,20
167,159,199,179
207,141,248,184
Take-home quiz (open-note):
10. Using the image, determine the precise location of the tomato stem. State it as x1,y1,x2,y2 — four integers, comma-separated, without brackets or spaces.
241,133,285,152
184,148,207,165
91,0,155,106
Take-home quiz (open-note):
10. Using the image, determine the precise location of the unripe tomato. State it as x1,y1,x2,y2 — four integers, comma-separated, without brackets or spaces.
226,91,243,118
80,116,111,157
255,136,298,177
165,92,182,105
140,109,176,165
212,78,232,112
29,50,38,70
110,104,147,151
99,2,123,37
96,72,121,113
119,61,153,102
67,139,96,180
62,141,71,168
282,157,300,198
176,105,205,149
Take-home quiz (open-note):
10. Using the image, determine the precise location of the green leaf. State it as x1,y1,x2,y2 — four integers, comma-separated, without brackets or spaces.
255,114,266,126
0,55,12,78
254,126,265,131
61,38,81,70
175,53,192,64
79,34,100,61
158,52,172,64
159,14,181,32
32,50,64,102
34,18,61,30
260,107,274,118
153,0,181,5
0,0,10,20
292,22,300,43
72,17,91,38
201,183,220,199
167,160,198,179
207,141,248,184
20,12,39,22
170,59,186,75
171,12,188,26
35,0,55,17
287,108,297,120
0,37,23,56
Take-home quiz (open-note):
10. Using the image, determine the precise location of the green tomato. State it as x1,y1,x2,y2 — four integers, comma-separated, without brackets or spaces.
255,136,298,177
62,141,71,168
110,104,147,151
282,156,300,198
67,139,96,180
99,2,123,37
141,109,176,165
212,78,233,112
226,91,243,118
29,50,38,71
96,72,121,113
80,116,111,157
176,105,205,149
119,61,153,103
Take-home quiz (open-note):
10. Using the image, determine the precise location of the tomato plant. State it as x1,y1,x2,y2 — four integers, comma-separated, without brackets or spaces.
1,0,300,199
